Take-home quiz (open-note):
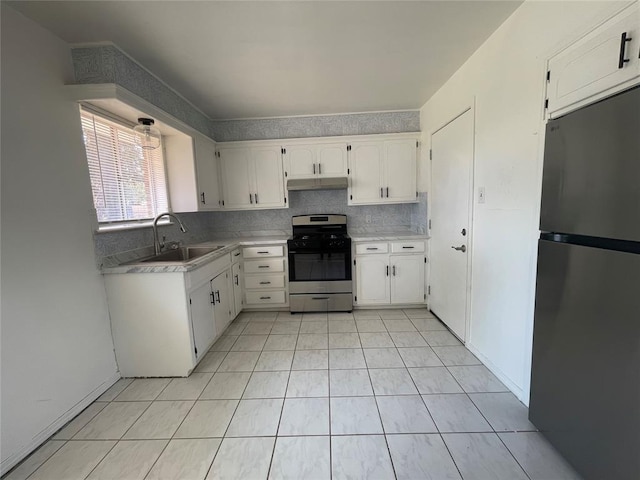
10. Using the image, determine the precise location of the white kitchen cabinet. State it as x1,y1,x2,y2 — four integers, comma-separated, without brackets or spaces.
547,3,640,117
243,243,288,309
219,145,286,210
103,252,232,377
390,254,425,304
348,138,418,205
165,133,222,212
193,136,223,209
354,240,426,306
231,261,243,318
355,254,391,304
189,281,216,360
284,143,348,179
211,270,232,334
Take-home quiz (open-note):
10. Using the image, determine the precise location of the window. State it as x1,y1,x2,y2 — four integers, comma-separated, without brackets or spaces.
80,109,169,226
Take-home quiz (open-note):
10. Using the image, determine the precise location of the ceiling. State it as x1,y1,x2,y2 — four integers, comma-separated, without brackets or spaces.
9,1,522,120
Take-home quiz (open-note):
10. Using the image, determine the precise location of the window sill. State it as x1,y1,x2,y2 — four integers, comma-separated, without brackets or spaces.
95,219,172,234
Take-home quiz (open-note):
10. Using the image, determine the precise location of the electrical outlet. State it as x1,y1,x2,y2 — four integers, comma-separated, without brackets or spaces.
478,187,486,204
365,215,372,223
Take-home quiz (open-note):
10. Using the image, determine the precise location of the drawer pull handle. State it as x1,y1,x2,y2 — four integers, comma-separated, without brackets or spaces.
258,265,270,269
234,252,241,257
366,247,378,250
618,32,632,68
257,251,269,254
260,296,271,300
312,297,329,300
402,246,415,249
259,281,271,285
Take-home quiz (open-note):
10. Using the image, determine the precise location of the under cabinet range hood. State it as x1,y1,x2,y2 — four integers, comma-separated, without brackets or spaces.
286,177,348,191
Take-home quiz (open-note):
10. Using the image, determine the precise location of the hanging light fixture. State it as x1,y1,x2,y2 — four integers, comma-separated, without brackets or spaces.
133,117,161,150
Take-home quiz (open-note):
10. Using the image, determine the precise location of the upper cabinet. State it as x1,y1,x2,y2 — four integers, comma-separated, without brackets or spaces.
284,143,348,179
219,145,287,210
546,3,640,118
193,136,222,209
165,133,223,213
348,138,418,205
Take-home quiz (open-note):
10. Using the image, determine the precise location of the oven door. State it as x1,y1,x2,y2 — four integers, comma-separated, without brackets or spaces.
288,248,352,283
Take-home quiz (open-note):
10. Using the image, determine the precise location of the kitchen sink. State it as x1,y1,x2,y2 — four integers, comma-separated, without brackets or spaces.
134,245,225,264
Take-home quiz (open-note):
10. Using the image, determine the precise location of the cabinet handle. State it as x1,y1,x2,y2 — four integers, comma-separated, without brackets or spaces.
234,252,241,257
386,265,389,276
618,32,632,68
259,281,271,285
313,164,316,174
366,247,378,251
216,290,221,303
201,192,206,204
386,187,389,198
312,297,329,300
258,265,270,269
402,246,415,249
257,251,269,254
210,291,215,305
255,193,259,204
380,187,383,198
235,274,239,286
392,265,396,276
249,194,253,204
260,296,272,300
318,163,322,174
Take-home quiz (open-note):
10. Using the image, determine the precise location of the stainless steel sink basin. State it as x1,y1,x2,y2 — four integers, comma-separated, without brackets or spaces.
134,245,225,264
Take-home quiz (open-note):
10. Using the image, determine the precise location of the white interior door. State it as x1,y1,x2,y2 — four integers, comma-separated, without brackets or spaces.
430,109,473,341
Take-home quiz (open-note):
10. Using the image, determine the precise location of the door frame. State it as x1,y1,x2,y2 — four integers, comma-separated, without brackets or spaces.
428,102,476,343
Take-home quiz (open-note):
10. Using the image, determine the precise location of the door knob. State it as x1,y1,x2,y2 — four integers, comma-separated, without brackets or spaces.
451,245,467,253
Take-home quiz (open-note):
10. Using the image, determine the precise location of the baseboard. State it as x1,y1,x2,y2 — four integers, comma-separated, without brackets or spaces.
0,371,121,476
465,342,526,404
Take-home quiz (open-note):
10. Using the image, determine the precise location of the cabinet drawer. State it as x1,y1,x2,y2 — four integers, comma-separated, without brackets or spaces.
244,274,285,290
355,242,389,254
391,241,425,253
243,246,284,258
245,290,286,305
230,248,242,262
244,258,285,273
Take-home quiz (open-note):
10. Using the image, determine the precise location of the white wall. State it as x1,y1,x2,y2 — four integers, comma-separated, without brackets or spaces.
0,5,119,473
420,0,632,404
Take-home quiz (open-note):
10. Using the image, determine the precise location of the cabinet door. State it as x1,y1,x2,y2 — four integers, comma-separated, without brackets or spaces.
189,282,215,359
286,145,316,179
356,255,390,305
390,255,425,304
547,4,640,117
384,140,417,203
317,143,348,177
194,137,222,209
349,142,384,204
231,262,243,318
211,272,232,334
252,147,286,208
220,148,252,209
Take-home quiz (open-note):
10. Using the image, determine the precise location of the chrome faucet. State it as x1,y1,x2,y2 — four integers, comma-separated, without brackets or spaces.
153,212,188,255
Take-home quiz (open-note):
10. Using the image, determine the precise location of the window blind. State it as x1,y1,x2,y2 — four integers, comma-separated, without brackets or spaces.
80,110,169,224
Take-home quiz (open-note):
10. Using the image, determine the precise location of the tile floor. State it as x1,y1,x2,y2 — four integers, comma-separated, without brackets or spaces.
4,309,582,480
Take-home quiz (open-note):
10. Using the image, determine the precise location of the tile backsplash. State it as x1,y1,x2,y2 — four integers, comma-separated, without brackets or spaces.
95,190,428,262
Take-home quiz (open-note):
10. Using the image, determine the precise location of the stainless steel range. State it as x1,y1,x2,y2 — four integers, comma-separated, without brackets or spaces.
288,215,352,313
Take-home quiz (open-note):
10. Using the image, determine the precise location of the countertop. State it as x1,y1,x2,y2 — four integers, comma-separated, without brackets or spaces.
102,231,429,274
101,235,289,275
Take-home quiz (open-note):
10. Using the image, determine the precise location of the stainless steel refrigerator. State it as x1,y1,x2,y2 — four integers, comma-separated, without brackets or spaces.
529,85,640,480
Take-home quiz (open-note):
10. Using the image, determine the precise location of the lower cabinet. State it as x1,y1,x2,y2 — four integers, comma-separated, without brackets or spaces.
355,240,426,306
104,252,233,377
243,243,288,309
